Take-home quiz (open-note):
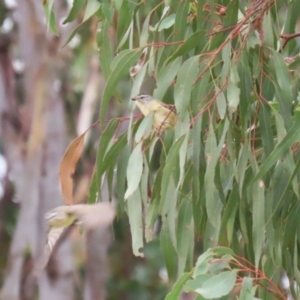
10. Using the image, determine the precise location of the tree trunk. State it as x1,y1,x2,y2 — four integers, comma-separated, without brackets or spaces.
0,0,74,299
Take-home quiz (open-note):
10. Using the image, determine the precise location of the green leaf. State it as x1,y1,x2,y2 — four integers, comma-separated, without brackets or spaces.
144,198,160,242
127,189,144,257
106,161,115,201
83,0,101,22
140,156,149,206
214,247,235,257
222,0,238,28
258,102,274,157
124,142,143,199
134,112,154,143
177,195,193,275
166,31,206,64
193,271,238,299
165,272,191,300
193,249,214,278
160,136,185,202
149,5,171,33
185,275,213,293
130,61,149,99
204,122,224,227
216,88,226,120
191,114,202,201
160,221,177,282
221,184,239,245
176,113,190,185
208,260,230,275
140,11,151,46
116,1,131,44
227,81,240,113
116,146,130,211
43,1,58,35
252,180,265,267
100,49,142,125
240,277,256,300
150,14,175,32
174,56,199,120
99,132,127,176
173,0,189,41
239,188,250,245
62,22,83,47
98,20,114,80
196,0,210,31
161,178,178,248
87,171,98,204
262,10,274,47
270,50,293,128
63,0,85,24
252,121,300,181
96,119,119,189
221,42,231,85
153,57,182,100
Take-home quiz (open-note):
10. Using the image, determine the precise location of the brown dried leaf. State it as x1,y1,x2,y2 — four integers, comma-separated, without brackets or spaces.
59,132,86,205
130,48,148,77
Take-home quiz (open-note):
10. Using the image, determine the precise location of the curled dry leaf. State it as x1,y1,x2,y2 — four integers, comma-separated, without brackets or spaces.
36,202,115,272
130,48,148,77
59,121,99,205
59,133,86,205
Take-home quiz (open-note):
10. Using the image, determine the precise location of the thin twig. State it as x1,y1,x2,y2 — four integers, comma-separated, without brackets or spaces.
280,32,300,52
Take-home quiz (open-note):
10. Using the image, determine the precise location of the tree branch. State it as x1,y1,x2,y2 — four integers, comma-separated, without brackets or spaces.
280,32,300,52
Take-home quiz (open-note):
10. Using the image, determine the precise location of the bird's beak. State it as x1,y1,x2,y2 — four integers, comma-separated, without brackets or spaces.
131,97,137,101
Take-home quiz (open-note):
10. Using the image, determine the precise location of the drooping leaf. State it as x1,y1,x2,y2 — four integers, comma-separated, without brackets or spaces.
63,0,85,24
100,49,143,125
177,195,193,275
192,271,238,299
96,119,119,192
98,20,114,80
174,56,199,120
193,249,214,278
43,1,58,35
253,121,300,181
165,272,192,300
153,57,182,100
124,142,143,199
252,180,265,268
59,123,97,205
127,189,144,257
160,220,177,282
160,136,185,202
166,31,206,64
83,0,101,22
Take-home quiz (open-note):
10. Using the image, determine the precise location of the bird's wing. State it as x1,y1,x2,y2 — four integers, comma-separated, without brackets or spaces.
34,227,65,274
36,203,115,273
71,202,115,230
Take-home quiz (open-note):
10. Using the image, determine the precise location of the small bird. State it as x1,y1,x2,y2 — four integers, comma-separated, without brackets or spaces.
35,203,115,273
131,94,177,132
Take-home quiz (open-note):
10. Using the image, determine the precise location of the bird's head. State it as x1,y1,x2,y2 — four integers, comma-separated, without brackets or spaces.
131,93,153,105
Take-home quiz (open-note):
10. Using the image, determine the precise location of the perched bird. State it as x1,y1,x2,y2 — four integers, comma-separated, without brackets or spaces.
131,94,177,132
35,203,115,273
